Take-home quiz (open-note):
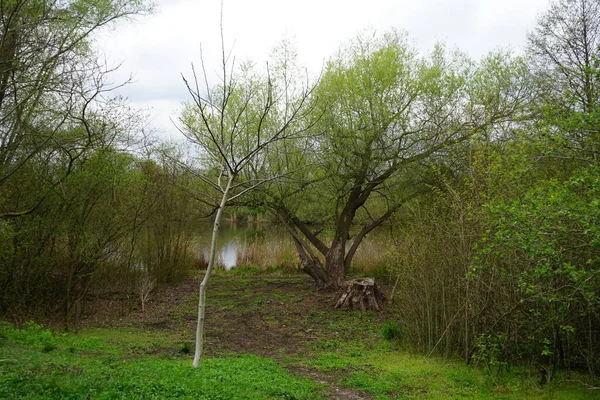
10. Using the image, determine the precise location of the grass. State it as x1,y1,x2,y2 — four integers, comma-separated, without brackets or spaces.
2,275,599,399
381,320,403,341
343,352,600,399
0,323,321,399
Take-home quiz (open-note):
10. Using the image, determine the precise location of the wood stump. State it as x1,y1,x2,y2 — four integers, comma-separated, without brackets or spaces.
333,278,386,311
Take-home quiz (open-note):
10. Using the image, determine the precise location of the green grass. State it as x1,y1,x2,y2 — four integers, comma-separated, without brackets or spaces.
293,306,600,400
332,350,599,400
2,275,600,400
0,323,322,399
380,320,403,341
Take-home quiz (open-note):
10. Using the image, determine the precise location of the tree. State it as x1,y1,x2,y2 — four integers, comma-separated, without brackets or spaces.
461,0,600,377
478,163,600,377
267,31,529,295
0,0,152,323
528,0,600,163
178,32,315,367
0,0,151,218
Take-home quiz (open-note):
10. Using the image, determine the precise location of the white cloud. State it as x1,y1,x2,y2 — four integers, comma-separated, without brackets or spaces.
95,0,550,139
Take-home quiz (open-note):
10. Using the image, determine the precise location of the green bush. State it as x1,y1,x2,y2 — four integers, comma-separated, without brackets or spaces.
178,342,192,354
0,321,58,352
381,321,402,341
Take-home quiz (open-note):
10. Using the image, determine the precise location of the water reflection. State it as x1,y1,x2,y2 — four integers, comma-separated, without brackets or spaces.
220,242,239,269
195,220,291,270
193,220,394,272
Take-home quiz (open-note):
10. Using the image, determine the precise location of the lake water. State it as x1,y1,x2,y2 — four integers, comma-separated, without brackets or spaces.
194,220,393,272
194,221,296,270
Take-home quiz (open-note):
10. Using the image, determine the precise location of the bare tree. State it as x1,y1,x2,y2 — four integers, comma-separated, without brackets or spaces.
137,270,156,312
178,8,316,367
528,0,600,162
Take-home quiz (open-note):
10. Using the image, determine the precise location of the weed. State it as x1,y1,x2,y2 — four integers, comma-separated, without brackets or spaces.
179,342,192,354
253,297,268,305
41,341,57,353
381,320,402,341
346,348,363,357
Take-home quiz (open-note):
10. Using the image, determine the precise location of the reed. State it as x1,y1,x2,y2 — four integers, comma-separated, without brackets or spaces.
235,237,299,272
349,236,395,278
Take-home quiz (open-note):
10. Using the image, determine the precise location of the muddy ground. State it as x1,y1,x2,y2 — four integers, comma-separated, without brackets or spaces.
83,273,395,399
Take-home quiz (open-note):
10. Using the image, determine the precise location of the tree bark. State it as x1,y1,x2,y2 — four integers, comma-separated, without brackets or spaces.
326,239,347,289
291,236,329,290
334,278,386,311
193,175,232,368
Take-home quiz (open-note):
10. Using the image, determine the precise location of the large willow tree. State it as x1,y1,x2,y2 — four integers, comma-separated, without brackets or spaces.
266,30,530,294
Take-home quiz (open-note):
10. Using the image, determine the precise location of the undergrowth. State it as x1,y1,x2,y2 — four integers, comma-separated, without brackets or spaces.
0,323,321,399
2,275,599,400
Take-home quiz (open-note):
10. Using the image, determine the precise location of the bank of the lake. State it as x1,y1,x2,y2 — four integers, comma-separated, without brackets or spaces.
194,220,394,274
2,274,598,400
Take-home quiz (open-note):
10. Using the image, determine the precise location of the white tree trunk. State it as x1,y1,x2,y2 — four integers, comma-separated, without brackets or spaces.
193,176,232,368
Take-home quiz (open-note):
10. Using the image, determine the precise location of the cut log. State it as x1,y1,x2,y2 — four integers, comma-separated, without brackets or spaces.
333,278,386,311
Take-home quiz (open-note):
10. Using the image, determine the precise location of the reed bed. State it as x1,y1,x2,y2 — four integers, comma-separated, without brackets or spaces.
235,237,299,272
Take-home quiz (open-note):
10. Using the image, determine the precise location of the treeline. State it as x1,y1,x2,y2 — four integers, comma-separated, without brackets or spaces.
0,0,203,327
0,0,598,378
387,0,600,377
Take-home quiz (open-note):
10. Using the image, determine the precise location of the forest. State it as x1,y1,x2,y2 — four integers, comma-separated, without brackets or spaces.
1,0,599,398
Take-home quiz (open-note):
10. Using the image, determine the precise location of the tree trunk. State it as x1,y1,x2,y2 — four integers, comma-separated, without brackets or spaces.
334,278,386,311
277,212,332,290
278,189,393,295
326,240,347,289
193,175,232,368
292,236,330,290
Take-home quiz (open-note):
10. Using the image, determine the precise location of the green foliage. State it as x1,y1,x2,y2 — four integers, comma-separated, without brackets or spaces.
477,165,600,371
472,334,508,374
381,321,403,341
1,0,599,394
381,0,600,375
0,0,157,324
528,0,600,162
178,342,192,354
0,323,321,400
0,322,58,352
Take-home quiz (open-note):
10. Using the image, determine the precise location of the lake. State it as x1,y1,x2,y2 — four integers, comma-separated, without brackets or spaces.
193,220,394,273
194,220,297,270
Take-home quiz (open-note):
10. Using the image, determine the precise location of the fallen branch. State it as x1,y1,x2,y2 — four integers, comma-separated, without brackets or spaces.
562,380,600,390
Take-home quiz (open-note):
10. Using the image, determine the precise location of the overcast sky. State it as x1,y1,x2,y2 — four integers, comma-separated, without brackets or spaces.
96,0,550,139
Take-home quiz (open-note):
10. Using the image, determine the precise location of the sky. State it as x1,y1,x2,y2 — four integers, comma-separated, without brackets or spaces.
96,0,550,139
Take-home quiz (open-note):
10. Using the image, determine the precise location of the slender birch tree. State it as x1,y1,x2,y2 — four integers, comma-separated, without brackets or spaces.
179,29,315,367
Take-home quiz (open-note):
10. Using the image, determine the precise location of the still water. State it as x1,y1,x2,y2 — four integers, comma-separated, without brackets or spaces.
193,220,392,271
194,221,295,270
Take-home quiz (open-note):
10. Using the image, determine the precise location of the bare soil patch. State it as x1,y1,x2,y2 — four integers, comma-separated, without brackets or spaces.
83,273,390,399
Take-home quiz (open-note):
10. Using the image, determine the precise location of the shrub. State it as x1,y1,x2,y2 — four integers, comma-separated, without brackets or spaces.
381,320,402,341
179,342,192,354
